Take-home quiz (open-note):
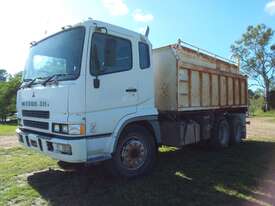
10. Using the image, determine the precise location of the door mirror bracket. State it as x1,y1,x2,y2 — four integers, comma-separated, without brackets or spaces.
92,44,101,89
93,77,100,88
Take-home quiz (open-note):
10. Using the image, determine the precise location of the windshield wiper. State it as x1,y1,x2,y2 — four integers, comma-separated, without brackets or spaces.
42,73,74,86
22,77,43,88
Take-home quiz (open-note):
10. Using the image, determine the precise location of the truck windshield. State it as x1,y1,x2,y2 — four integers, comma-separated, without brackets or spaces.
23,27,85,82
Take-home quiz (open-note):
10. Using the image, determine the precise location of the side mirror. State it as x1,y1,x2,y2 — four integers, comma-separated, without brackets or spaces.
93,78,100,89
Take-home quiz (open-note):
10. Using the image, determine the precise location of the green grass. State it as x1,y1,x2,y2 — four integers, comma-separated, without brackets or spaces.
253,109,275,118
0,147,57,206
1,136,275,206
0,124,17,136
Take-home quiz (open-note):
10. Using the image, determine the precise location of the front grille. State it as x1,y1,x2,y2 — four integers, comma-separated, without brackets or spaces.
22,110,50,119
23,120,49,130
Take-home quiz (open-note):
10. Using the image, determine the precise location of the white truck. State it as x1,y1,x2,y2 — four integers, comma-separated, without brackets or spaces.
16,19,248,177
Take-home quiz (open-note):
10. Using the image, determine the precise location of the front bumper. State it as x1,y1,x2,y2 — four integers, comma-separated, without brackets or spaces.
16,128,87,163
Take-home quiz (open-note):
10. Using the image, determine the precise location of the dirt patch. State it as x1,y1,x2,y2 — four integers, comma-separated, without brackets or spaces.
0,135,19,148
247,117,275,139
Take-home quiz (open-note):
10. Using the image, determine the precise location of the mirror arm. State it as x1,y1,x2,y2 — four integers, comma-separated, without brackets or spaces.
93,74,100,89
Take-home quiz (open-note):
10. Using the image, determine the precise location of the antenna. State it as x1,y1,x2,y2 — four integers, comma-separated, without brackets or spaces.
145,26,150,37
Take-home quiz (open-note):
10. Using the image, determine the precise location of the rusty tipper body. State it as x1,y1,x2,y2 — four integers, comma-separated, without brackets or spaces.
154,41,247,112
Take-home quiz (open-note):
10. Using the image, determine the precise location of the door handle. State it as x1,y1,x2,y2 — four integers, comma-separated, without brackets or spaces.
125,88,137,92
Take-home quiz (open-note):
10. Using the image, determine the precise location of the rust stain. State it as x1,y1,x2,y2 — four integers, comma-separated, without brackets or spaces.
232,77,235,105
239,79,242,105
209,73,212,106
218,74,221,106
225,76,229,106
199,71,203,106
178,61,245,80
188,69,192,107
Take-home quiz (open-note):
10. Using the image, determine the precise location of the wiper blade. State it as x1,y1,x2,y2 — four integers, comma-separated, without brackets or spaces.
20,79,31,88
41,74,58,86
23,77,43,88
42,73,73,86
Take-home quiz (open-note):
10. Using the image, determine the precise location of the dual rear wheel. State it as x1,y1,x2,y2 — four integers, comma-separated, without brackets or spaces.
212,117,243,148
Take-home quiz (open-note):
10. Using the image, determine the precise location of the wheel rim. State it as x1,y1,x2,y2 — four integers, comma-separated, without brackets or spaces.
120,138,147,170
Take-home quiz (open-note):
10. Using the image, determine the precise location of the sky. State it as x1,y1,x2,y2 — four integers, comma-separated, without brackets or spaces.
0,0,274,75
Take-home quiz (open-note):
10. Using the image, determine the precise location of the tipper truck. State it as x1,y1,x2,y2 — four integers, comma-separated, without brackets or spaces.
16,19,248,177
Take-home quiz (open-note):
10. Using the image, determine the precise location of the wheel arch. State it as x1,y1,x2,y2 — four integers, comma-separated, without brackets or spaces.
111,115,160,154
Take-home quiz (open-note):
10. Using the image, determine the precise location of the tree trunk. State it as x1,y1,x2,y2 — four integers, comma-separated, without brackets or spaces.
264,83,270,112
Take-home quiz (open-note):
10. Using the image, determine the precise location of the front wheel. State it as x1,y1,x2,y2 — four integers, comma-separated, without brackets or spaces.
109,124,157,178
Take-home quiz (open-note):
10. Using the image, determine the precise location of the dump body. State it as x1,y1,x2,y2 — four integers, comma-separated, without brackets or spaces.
153,43,248,112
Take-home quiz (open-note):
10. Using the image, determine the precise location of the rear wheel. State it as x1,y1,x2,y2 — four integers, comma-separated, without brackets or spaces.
109,124,157,178
212,119,230,148
229,117,242,144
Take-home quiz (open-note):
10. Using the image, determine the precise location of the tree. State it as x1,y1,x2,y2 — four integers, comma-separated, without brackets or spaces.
0,72,22,122
231,24,275,111
0,69,8,81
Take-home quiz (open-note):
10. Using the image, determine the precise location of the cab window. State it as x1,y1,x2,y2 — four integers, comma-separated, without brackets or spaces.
138,42,150,69
90,33,132,75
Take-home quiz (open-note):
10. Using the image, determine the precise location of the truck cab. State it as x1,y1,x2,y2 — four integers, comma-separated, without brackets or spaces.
17,20,158,172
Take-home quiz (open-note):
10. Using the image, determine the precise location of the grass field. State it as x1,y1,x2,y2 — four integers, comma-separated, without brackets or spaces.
1,116,275,205
1,135,275,206
253,110,275,118
0,124,17,136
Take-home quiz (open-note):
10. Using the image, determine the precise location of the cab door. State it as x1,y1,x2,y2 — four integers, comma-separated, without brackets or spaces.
85,29,139,136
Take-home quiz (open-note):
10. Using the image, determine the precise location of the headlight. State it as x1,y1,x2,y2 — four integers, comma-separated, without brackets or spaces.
53,124,60,133
68,125,81,135
52,123,85,135
68,124,85,135
61,125,68,133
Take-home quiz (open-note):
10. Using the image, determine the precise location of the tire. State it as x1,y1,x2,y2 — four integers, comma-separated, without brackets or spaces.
109,124,157,178
229,117,242,145
212,119,230,148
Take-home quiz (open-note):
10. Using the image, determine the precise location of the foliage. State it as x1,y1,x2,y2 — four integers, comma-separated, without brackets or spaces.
0,69,9,82
231,24,275,110
249,95,264,116
248,88,264,99
0,72,22,122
